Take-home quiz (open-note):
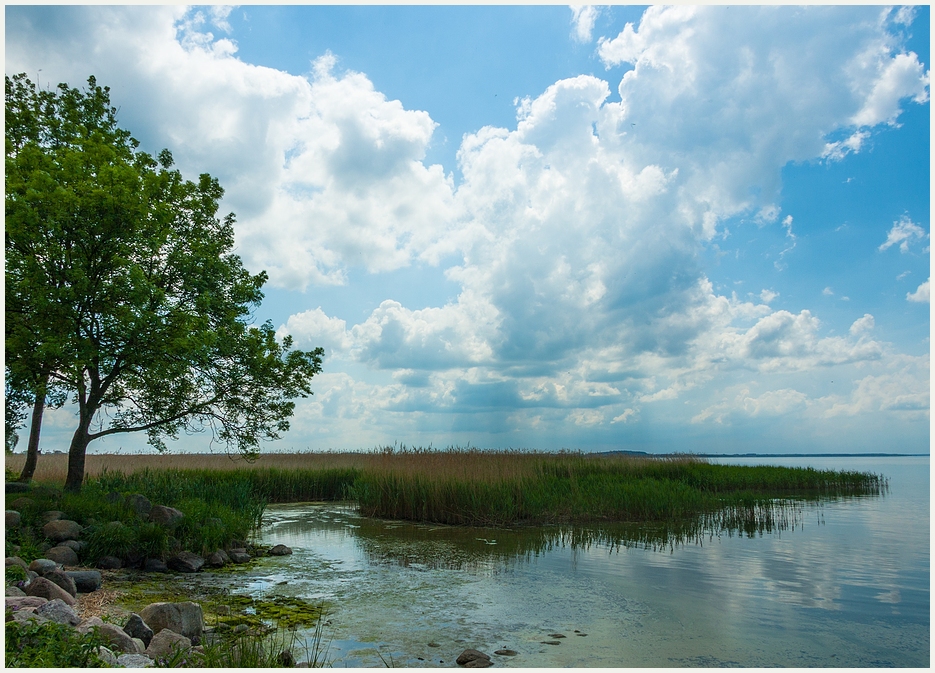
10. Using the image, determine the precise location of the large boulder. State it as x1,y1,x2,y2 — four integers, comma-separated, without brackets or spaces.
40,567,77,597
149,505,184,527
117,653,155,668
42,519,82,543
36,598,80,626
27,558,58,575
24,576,75,606
97,555,123,569
124,613,155,647
6,557,28,571
457,649,493,667
6,586,26,597
145,628,192,661
6,596,48,611
139,601,204,640
45,545,79,567
99,622,143,654
167,552,204,573
125,494,153,518
143,558,169,573
6,510,21,527
77,616,105,634
96,647,119,667
66,570,102,593
228,551,251,564
60,540,85,553
9,497,34,510
204,549,230,567
268,544,293,556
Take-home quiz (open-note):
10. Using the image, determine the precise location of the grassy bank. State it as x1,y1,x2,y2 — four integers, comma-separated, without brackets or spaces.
6,448,886,529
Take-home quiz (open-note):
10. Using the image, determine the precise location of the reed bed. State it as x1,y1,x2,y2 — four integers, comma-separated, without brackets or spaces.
6,447,886,528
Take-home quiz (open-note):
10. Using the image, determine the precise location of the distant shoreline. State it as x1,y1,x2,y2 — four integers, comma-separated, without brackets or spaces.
598,451,930,458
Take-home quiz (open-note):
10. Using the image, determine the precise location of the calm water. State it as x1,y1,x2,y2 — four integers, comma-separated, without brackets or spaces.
244,456,928,667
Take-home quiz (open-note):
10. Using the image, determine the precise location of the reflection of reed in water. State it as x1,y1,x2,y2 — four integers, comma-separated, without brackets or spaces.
350,495,874,571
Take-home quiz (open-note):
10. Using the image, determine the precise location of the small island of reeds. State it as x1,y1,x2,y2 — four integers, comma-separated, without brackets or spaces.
7,447,886,533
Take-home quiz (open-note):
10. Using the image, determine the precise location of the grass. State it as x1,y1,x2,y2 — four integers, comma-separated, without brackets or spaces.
6,447,886,530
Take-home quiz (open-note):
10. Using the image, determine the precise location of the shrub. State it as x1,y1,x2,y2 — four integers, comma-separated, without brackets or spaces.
5,619,109,667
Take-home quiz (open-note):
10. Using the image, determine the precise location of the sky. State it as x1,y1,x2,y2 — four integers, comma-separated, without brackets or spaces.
5,4,931,455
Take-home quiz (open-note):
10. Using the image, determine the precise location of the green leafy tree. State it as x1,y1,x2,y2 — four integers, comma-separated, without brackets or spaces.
6,74,324,491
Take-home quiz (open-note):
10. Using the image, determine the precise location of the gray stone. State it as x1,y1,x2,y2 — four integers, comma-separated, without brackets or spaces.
41,510,65,523
132,637,146,653
5,482,30,493
36,598,80,626
42,519,82,543
124,613,155,647
117,653,155,668
204,549,230,567
60,539,85,552
6,556,28,571
40,567,77,597
27,558,58,575
96,647,119,667
148,505,184,527
457,649,492,666
278,650,296,667
6,586,26,597
45,545,79,567
145,628,192,660
66,570,102,593
228,551,251,564
97,555,123,569
140,601,204,640
268,544,293,556
494,649,518,656
167,552,204,573
6,596,48,610
24,576,75,606
125,493,153,518
99,622,143,654
143,558,169,573
6,510,21,527
77,616,104,634
12,608,47,625
464,658,494,668
9,497,34,510
26,570,38,583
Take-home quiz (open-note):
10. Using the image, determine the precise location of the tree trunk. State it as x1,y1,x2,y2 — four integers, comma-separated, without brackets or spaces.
64,413,93,492
17,387,46,482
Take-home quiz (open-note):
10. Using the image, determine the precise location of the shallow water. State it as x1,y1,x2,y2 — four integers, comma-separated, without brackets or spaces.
246,456,928,667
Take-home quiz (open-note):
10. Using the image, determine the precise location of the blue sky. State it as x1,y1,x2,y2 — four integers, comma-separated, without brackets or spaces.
6,5,930,455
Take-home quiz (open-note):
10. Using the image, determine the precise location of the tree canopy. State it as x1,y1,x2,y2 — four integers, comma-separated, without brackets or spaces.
5,74,324,491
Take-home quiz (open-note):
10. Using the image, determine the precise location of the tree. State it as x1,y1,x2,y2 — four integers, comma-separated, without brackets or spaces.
6,74,324,491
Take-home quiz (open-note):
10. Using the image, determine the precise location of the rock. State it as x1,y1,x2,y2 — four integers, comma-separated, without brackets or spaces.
26,570,38,583
60,540,85,552
6,586,26,597
6,596,48,611
66,570,102,593
5,482,30,493
145,628,192,660
27,558,58,575
143,558,169,573
278,649,296,667
42,519,82,543
547,633,566,638
36,598,80,626
24,576,75,606
125,493,153,518
99,622,143,654
12,608,47,625
204,549,230,567
464,659,494,668
6,556,28,571
45,545,79,567
41,510,65,523
117,653,155,668
268,544,293,556
96,647,119,667
9,497,34,510
140,601,204,640
124,613,155,647
148,505,184,527
132,637,146,652
167,552,204,573
41,567,77,597
457,649,492,666
78,616,105,634
228,551,251,564
97,555,123,569
6,510,21,527
540,640,561,645
494,649,518,656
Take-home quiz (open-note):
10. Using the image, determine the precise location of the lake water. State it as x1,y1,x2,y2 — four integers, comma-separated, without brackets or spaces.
247,456,929,667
